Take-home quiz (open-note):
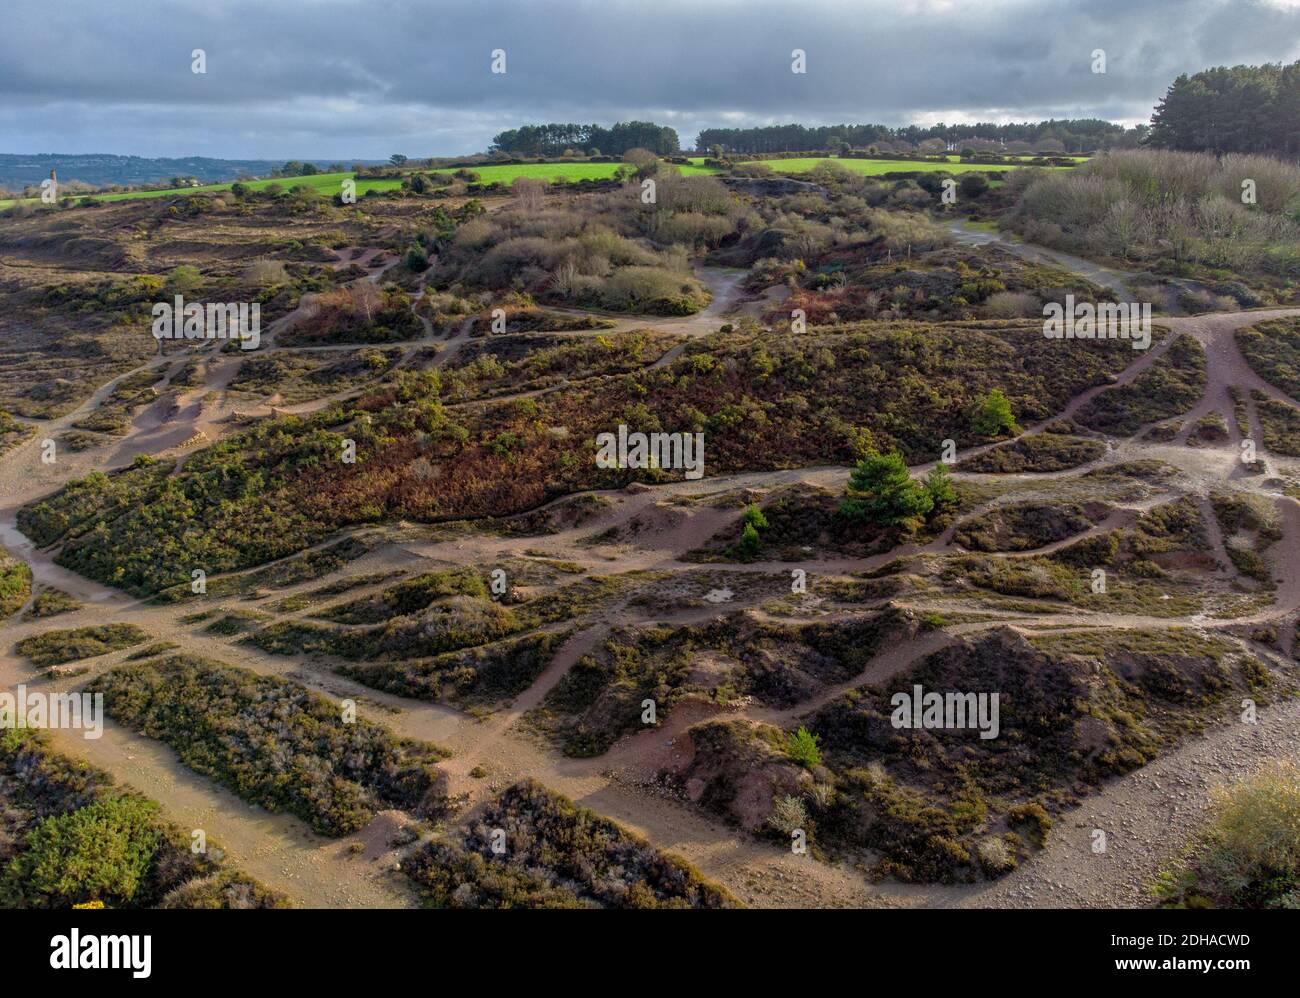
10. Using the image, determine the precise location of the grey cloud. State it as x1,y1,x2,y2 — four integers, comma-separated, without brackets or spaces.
2,0,1297,157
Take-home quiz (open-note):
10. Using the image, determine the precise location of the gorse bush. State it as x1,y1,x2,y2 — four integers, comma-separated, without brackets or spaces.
1156,760,1300,908
737,522,761,559
742,503,769,530
923,463,957,505
6,796,162,908
973,388,1019,437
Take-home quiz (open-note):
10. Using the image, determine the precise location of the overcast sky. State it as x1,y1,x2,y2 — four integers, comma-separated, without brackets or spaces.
3,0,1299,159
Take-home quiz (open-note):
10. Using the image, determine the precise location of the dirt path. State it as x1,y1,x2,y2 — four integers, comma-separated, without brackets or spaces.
947,220,1139,298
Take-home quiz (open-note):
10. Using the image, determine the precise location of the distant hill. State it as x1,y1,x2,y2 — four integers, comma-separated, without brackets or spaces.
0,154,385,192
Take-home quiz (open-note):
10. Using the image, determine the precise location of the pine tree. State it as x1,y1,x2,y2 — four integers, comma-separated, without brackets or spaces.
1149,61,1299,155
840,450,934,526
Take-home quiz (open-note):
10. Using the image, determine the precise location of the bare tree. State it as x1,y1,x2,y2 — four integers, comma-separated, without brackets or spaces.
512,177,548,212
348,282,382,324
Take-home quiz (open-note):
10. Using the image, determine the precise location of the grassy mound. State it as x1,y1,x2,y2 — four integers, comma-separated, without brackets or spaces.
1075,336,1206,436
953,500,1108,552
402,780,736,908
15,623,150,666
787,627,1273,882
87,655,450,836
532,609,913,757
957,432,1105,473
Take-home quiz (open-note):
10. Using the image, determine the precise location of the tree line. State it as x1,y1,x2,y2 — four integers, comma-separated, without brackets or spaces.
489,121,681,157
694,120,1133,155
1149,61,1299,157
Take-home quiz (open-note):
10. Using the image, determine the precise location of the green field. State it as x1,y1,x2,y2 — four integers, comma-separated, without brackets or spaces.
0,154,1083,210
472,162,641,183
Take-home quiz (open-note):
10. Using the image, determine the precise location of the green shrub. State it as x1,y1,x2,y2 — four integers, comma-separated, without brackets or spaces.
784,726,823,768
924,463,957,506
973,388,1019,437
742,503,769,530
405,244,429,271
1007,801,1053,847
0,551,33,619
737,522,761,559
4,796,161,908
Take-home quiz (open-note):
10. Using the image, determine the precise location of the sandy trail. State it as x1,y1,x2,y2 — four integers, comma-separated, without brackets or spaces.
947,220,1138,298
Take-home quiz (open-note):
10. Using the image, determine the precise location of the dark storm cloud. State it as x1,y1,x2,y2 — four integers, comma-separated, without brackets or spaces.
1,0,1297,157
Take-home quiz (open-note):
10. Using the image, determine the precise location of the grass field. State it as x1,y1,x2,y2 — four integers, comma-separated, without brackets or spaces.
473,162,640,182
0,154,1082,209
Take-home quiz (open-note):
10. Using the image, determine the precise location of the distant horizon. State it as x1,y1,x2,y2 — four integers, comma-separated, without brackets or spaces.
0,153,391,165
0,130,1105,191
0,113,1135,177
